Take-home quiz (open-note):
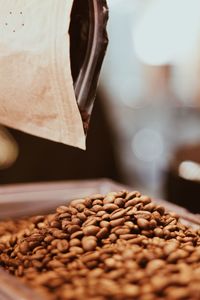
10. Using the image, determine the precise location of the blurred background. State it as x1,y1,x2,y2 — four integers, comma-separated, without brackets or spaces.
1,0,200,213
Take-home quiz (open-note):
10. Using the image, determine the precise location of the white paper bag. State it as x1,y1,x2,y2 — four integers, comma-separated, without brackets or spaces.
0,0,85,149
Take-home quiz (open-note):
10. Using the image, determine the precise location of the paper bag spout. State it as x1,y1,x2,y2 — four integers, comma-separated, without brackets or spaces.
0,0,108,149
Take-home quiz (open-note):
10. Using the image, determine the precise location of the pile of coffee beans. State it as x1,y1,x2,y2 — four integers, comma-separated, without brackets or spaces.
0,191,199,299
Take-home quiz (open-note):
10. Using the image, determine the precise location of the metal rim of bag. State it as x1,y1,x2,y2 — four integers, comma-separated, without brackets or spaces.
70,0,108,131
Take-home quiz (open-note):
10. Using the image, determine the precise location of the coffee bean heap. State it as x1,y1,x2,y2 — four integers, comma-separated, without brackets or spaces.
0,191,199,300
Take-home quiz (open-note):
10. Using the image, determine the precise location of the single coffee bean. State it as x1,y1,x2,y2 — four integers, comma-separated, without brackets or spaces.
70,231,84,239
69,246,84,255
57,240,69,253
123,284,140,297
143,203,156,212
109,233,118,243
82,237,97,252
69,238,81,247
146,259,165,273
92,205,103,213
90,194,104,200
83,208,95,217
155,205,165,216
134,211,151,220
83,217,98,227
149,219,157,229
125,191,140,200
103,195,115,204
76,204,86,212
110,209,126,220
104,258,116,269
103,203,119,212
110,218,125,227
126,207,137,216
139,195,151,205
76,213,87,222
56,206,70,214
19,241,29,255
120,234,137,240
96,228,109,240
101,213,110,220
115,228,130,235
84,198,93,208
125,198,140,208
58,212,71,220
31,216,45,225
81,252,100,263
67,225,80,234
114,198,125,207
96,210,106,217
70,199,85,207
83,225,99,236
93,200,103,206
100,220,110,229
154,228,164,237
70,218,82,226
137,218,150,230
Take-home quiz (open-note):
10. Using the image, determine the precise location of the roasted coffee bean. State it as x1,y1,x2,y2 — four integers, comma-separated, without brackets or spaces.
96,228,109,240
71,218,82,226
89,194,104,200
83,216,98,227
70,199,85,207
163,241,179,256
82,237,97,252
92,205,103,213
140,195,151,205
69,246,84,255
56,206,70,214
57,240,69,253
125,198,140,208
109,233,118,243
19,241,29,255
83,226,99,236
143,203,156,212
115,228,130,235
110,209,126,220
114,198,125,207
100,221,110,229
96,210,106,217
58,212,71,220
67,225,80,234
110,218,125,227
0,190,199,300
103,203,119,212
137,218,150,230
134,211,151,220
69,238,81,247
123,284,140,297
154,228,164,237
119,234,137,240
103,194,116,204
31,216,45,225
125,191,140,200
76,213,87,222
93,200,103,206
101,213,110,221
81,252,100,263
155,205,165,216
70,231,84,239
126,207,137,216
